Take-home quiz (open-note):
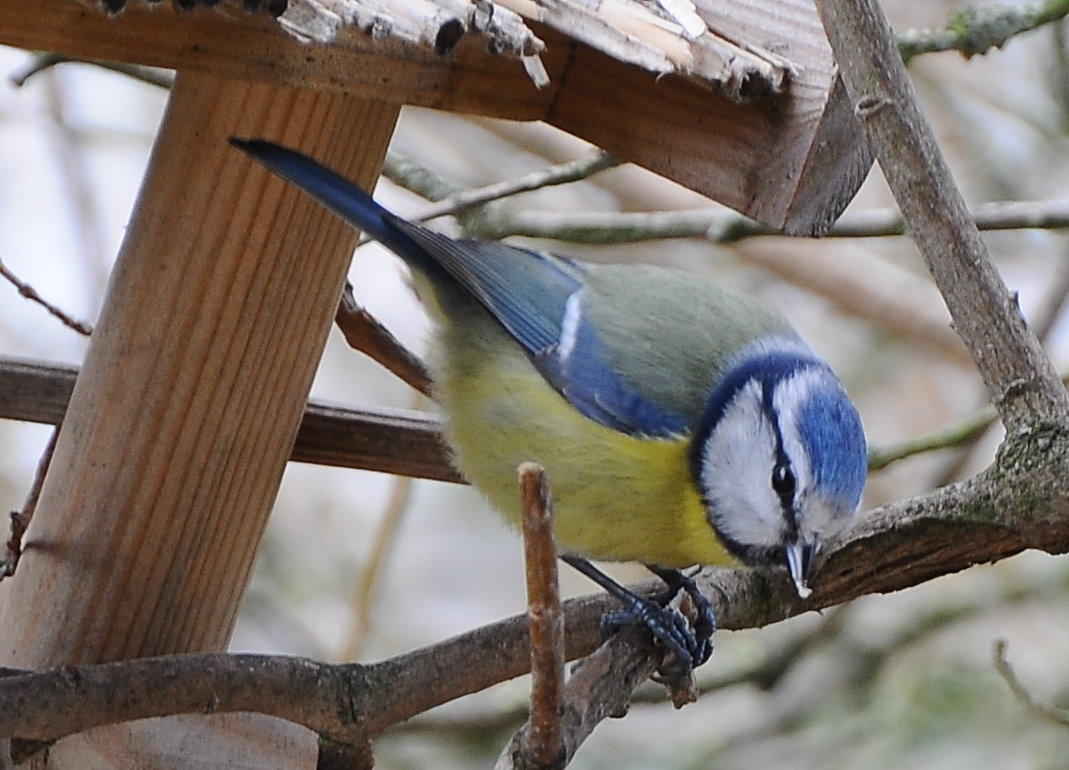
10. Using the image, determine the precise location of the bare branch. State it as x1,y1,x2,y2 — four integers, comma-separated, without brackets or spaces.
0,258,93,336
816,0,1069,431
406,152,622,226
3,423,1068,746
0,654,376,746
1,429,58,578
992,640,1069,726
476,199,1069,243
4,438,1064,744
507,463,566,769
898,1,1069,62
334,284,433,397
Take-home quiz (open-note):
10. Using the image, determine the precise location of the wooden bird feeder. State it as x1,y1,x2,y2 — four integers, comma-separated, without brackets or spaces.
0,0,871,766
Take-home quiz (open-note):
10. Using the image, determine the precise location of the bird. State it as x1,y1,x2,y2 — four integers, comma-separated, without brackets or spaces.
230,137,868,672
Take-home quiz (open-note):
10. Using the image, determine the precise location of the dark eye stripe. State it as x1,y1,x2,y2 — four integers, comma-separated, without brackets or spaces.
762,383,799,537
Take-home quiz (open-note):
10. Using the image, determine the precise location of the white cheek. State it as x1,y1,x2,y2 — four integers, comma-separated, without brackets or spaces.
699,385,781,548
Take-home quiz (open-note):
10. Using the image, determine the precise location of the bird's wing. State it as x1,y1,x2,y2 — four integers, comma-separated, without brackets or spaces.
390,221,690,438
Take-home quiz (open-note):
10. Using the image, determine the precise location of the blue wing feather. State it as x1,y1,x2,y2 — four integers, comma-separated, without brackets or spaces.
231,138,688,438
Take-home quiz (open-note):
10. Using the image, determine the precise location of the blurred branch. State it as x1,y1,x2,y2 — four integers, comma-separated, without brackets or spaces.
993,640,1069,726
472,198,1069,243
898,1,1069,62
1,430,57,578
0,258,93,336
868,405,999,470
1030,250,1069,344
737,241,973,367
339,443,418,661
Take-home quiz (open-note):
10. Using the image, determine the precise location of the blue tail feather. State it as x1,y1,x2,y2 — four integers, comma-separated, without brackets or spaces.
229,138,434,271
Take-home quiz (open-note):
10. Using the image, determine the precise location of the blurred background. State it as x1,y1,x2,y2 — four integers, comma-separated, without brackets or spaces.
2,1,1069,766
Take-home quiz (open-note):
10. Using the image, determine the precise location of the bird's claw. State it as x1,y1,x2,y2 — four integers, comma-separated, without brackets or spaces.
561,556,716,679
601,568,716,677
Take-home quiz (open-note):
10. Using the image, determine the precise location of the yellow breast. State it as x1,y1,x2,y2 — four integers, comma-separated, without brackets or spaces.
430,310,733,569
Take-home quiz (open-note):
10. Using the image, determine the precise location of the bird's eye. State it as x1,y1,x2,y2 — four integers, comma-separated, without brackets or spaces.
771,462,796,504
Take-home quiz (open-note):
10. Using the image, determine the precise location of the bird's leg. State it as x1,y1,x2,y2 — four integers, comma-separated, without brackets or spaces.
560,555,715,676
644,565,715,667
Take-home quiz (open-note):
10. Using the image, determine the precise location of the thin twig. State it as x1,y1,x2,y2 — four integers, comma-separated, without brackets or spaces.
382,150,621,226
867,405,998,470
410,153,621,225
498,625,665,770
992,640,1069,726
2,429,58,578
334,283,433,397
898,0,1069,62
0,258,93,336
514,463,566,769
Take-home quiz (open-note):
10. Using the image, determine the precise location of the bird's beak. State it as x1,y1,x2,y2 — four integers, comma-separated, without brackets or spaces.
786,542,816,599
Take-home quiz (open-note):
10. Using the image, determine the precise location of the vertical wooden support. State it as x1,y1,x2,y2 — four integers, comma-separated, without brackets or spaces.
0,72,399,764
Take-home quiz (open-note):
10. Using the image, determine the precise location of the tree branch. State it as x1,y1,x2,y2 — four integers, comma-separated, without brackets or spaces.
992,640,1069,726
475,199,1069,243
334,283,433,397
898,1,1069,62
514,464,567,769
0,257,93,336
1,429,57,577
815,0,1069,432
2,426,1068,747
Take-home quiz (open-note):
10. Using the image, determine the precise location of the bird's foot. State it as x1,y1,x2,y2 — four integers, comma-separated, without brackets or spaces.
562,556,716,678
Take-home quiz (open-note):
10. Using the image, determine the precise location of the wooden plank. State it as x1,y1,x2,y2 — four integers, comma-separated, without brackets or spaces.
0,355,462,482
0,75,403,766
695,0,875,232
0,0,871,232
0,75,399,667
0,0,562,120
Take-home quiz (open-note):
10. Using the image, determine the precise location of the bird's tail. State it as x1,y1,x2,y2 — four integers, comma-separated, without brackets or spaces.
229,138,431,268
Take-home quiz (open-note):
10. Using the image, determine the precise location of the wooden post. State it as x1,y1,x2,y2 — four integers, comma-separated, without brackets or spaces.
0,72,399,765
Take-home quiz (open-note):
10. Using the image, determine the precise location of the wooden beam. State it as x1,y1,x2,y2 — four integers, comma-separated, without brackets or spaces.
0,0,871,233
0,74,400,765
1,0,561,120
0,75,399,662
0,355,461,483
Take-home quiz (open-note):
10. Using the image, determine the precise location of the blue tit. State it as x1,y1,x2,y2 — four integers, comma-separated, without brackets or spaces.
231,138,868,670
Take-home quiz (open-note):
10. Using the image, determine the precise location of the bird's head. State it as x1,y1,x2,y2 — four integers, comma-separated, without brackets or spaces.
690,338,867,598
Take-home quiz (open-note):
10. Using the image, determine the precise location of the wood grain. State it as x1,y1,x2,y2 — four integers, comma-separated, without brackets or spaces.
0,77,400,667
